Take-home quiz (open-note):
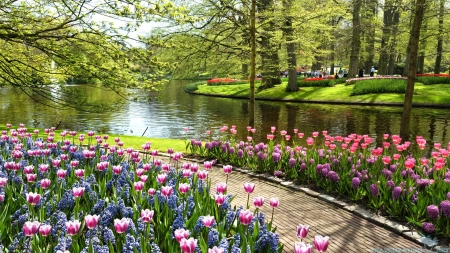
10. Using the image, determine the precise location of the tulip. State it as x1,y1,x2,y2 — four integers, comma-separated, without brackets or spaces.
270,198,279,208
23,221,40,236
161,186,173,198
202,215,215,227
0,177,7,187
40,179,51,189
85,215,100,229
141,209,154,223
296,224,309,239
57,169,67,179
253,196,264,208
148,188,156,196
75,169,85,178
314,235,329,252
215,194,225,205
294,242,313,253
39,224,52,237
174,228,190,243
162,163,171,172
157,174,167,184
39,164,49,173
134,181,144,191
204,161,213,170
114,218,130,233
239,209,253,225
208,246,225,253
180,238,197,253
24,165,34,174
197,170,208,180
136,168,145,177
26,174,37,183
66,220,81,236
223,165,232,174
182,169,192,178
216,182,227,194
72,187,85,198
179,183,190,194
190,163,199,173
243,182,255,193
0,194,4,202
26,192,41,205
140,175,148,183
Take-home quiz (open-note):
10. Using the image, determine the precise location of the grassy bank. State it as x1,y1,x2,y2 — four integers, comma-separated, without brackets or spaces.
0,125,186,152
194,80,450,105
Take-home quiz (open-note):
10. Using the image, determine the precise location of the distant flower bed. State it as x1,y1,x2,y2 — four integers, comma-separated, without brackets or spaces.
206,78,236,86
187,126,450,238
303,76,335,82
346,76,407,84
417,73,450,77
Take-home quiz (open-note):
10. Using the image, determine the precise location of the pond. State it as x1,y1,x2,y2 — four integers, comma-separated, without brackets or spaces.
1,80,449,146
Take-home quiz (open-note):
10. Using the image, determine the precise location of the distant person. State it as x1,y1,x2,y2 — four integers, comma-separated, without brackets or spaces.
338,68,343,78
343,69,348,78
358,67,364,78
370,66,375,77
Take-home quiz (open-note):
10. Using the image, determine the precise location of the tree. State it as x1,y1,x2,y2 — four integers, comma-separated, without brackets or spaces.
348,0,362,78
0,0,172,110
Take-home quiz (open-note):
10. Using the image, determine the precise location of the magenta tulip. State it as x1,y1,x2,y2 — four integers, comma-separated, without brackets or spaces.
204,161,213,170
161,186,173,198
113,165,122,175
141,209,154,223
197,170,208,180
23,221,40,236
39,224,52,237
66,220,81,236
157,174,167,184
140,175,148,183
40,179,51,189
239,209,253,225
114,218,130,233
190,163,199,173
296,224,310,239
148,188,156,196
208,247,225,253
253,196,264,208
179,183,190,194
314,235,329,252
216,182,227,194
26,174,37,183
294,242,313,253
75,169,85,178
26,192,41,206
174,228,190,242
243,182,255,193
162,163,171,172
24,165,34,174
0,177,7,187
57,169,67,179
85,215,100,229
72,187,84,198
202,216,215,228
180,238,197,253
269,198,279,208
39,164,49,173
215,194,225,205
223,165,232,174
182,169,192,178
134,181,144,191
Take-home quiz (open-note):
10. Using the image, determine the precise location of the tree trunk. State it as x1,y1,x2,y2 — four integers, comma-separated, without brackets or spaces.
363,0,377,74
434,0,444,74
348,0,362,78
283,1,298,92
388,3,400,75
378,0,393,75
249,0,256,127
400,0,426,140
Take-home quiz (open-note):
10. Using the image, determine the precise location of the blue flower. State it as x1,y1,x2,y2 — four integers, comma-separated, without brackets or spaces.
208,228,219,247
102,227,116,244
57,190,75,211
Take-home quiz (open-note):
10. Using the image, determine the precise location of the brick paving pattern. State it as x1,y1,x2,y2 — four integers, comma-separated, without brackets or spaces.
159,156,423,252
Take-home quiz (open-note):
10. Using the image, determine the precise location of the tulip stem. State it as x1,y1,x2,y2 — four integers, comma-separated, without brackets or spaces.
246,193,250,209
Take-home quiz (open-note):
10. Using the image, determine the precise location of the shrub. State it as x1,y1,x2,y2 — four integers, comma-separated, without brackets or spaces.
350,79,406,96
184,81,205,91
416,76,450,85
298,79,334,87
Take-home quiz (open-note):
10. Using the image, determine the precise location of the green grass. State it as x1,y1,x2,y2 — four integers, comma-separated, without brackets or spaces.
350,79,406,96
195,80,450,104
0,125,187,152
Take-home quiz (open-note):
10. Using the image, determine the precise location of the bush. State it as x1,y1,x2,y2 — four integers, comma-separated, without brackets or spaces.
416,76,450,85
350,79,406,96
184,81,205,91
298,79,334,87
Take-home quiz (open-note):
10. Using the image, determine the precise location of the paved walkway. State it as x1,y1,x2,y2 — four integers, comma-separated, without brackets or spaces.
159,155,423,252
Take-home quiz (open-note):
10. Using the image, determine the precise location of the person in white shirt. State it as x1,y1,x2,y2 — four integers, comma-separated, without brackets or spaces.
370,66,375,77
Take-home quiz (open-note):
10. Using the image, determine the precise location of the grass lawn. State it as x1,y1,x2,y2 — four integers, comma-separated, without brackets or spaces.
0,125,187,152
195,81,450,105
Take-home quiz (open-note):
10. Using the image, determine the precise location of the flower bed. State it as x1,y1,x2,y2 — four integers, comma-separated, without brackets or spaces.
206,78,236,86
0,125,288,252
187,126,450,237
416,74,450,77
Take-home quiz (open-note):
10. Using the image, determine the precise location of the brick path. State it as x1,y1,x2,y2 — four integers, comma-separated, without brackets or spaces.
161,156,423,252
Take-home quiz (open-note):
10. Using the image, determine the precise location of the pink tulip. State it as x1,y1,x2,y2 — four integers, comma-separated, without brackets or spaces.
114,218,130,233
85,215,100,229
179,183,190,194
73,169,84,178
269,198,279,208
24,165,34,174
52,159,61,168
296,224,310,239
215,194,225,205
253,196,264,208
270,126,276,133
141,209,154,223
39,164,49,173
133,181,144,191
0,177,7,187
182,169,192,178
136,168,145,177
202,216,215,227
112,165,122,175
57,169,67,179
0,194,4,202
223,165,232,174
216,182,227,194
157,174,168,184
23,221,40,236
239,209,253,225
393,153,401,160
161,186,173,197
26,174,37,183
294,242,313,253
314,235,329,252
197,170,208,180
174,228,190,243
72,187,85,198
162,163,171,172
280,130,287,135
40,179,51,189
26,192,41,205
180,238,197,253
208,246,225,253
204,161,213,170
148,188,156,196
66,220,81,236
39,224,52,236
140,175,148,183
312,132,319,137
243,182,255,193
190,163,199,173
306,138,314,145
382,156,391,165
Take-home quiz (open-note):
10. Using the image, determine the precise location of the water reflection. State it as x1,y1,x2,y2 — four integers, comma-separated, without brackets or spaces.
1,81,450,147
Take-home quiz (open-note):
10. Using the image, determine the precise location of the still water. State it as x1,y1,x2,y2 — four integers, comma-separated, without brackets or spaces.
1,80,449,145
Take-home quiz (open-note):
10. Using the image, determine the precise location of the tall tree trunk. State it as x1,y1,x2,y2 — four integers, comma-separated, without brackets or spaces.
434,0,444,74
388,3,400,75
378,0,393,75
349,0,362,78
363,0,377,74
418,22,427,74
249,0,256,127
283,0,297,92
400,0,426,140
